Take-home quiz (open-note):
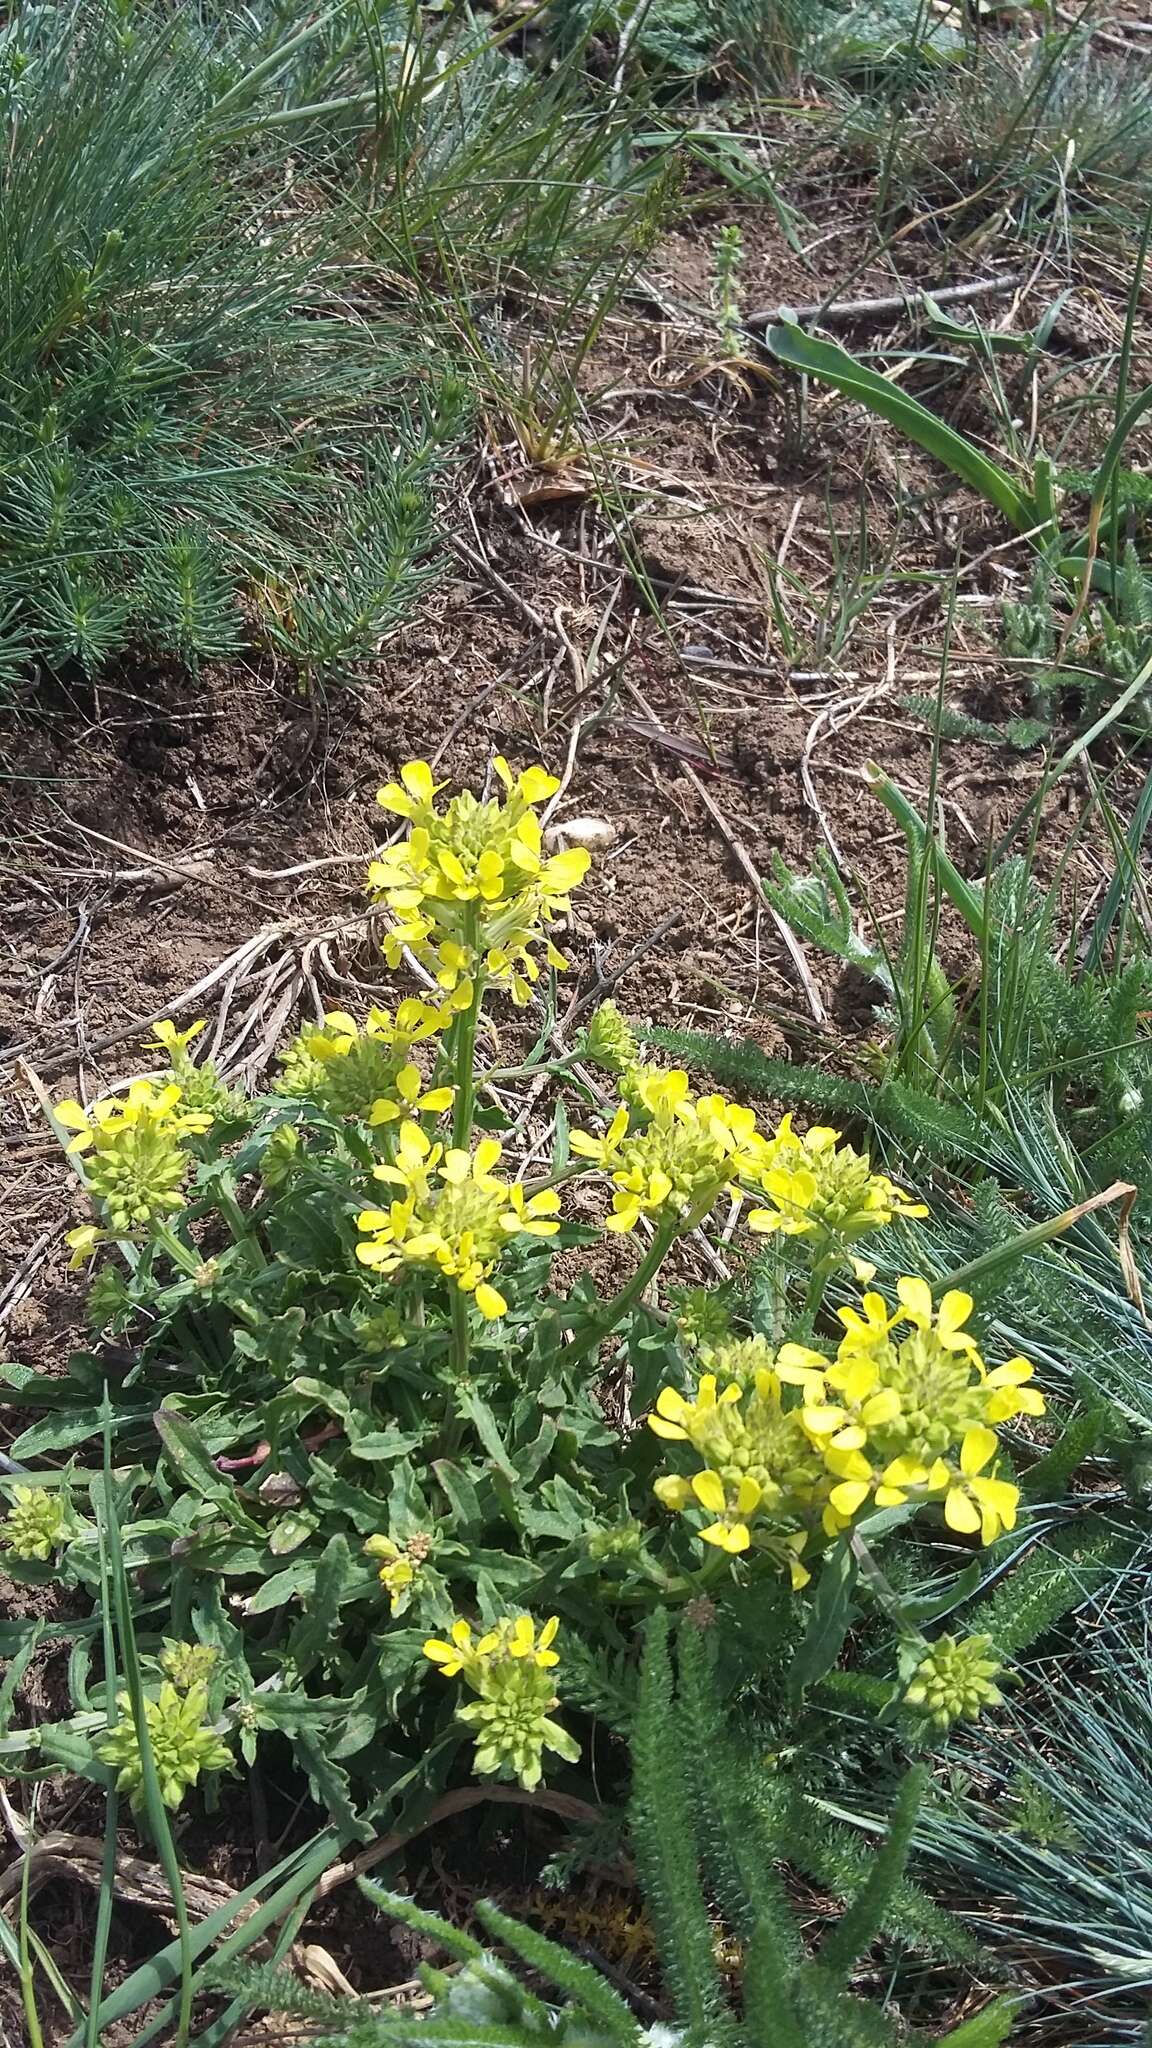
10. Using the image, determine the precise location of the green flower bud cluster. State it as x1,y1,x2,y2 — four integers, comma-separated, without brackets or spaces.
904,1634,1004,1731
583,1000,641,1079
259,1122,300,1189
671,1285,733,1353
457,1657,580,1792
148,1020,239,1119
425,1615,579,1791
274,1002,448,1125
97,1683,234,1811
159,1640,220,1691
2,1484,71,1561
586,1518,643,1561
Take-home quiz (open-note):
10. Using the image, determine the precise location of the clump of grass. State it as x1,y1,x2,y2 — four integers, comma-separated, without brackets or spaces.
0,0,674,694
828,37,1152,235
0,0,466,690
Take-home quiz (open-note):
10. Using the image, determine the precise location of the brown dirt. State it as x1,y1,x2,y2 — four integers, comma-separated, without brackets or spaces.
1,153,1149,2045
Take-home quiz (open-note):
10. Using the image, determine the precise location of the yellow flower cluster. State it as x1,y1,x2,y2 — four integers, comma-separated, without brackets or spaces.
367,758,589,1006
649,1283,1042,1574
424,1614,579,1790
650,1340,833,1583
57,1079,213,1258
276,1000,453,1127
571,1077,926,1252
748,1113,927,1245
570,1070,768,1233
816,1279,1042,1542
356,1124,561,1318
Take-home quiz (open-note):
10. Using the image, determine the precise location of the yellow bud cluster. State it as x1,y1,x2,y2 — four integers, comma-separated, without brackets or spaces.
649,1281,1043,1576
367,758,589,1006
356,1123,561,1318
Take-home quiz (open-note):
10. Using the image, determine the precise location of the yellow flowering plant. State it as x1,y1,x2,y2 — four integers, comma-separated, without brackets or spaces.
20,754,1062,1836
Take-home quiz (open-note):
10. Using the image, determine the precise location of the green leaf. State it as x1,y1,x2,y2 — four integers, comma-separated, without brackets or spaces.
765,321,1040,534
455,1387,515,1478
893,1559,983,1628
243,1558,317,1614
788,1539,858,1705
11,1405,144,1459
287,1534,355,1676
152,1408,234,1506
348,1428,426,1462
434,1460,483,1527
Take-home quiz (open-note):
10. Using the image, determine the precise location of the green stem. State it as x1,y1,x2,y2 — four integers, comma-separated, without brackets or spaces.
797,1254,837,1335
566,1219,679,1370
216,1184,267,1265
849,1531,924,1645
451,926,485,1151
152,1224,205,1281
450,1288,471,1380
936,1177,1134,1295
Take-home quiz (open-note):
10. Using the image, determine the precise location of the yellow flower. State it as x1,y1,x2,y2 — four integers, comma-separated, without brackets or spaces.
276,1000,452,1124
424,1618,483,1678
55,1081,212,1237
943,1427,1020,1543
747,1113,927,1246
983,1355,1046,1423
364,1534,426,1616
356,1124,561,1317
55,1079,212,1154
648,1363,834,1583
815,1280,1040,1545
144,1017,235,1117
570,1079,769,1234
145,1018,207,1055
368,757,590,1005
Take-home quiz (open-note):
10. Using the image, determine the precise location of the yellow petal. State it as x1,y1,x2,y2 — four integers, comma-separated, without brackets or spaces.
54,1100,91,1131
691,1470,727,1515
960,1426,998,1478
519,765,561,802
401,760,437,803
828,1479,871,1517
944,1486,982,1534
473,1282,507,1320
701,1521,749,1553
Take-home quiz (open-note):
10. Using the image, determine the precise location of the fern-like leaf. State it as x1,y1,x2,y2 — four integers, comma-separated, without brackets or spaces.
817,1764,927,1982
471,1900,641,2043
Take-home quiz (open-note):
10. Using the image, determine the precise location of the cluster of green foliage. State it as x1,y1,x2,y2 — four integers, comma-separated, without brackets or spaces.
642,767,1152,2030
0,0,464,691
1,753,1111,1856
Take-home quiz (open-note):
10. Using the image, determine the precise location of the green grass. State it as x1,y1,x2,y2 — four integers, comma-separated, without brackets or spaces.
0,0,675,695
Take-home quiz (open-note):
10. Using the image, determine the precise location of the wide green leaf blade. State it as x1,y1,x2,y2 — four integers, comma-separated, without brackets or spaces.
765,321,1039,534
